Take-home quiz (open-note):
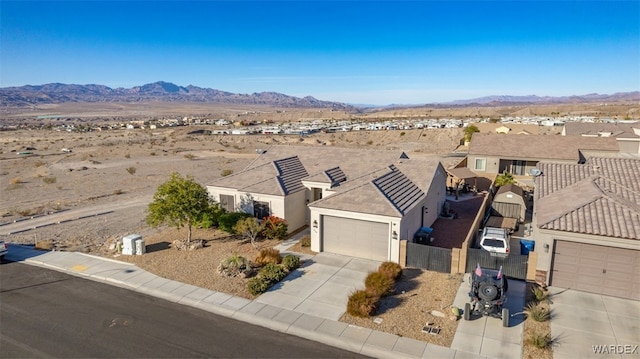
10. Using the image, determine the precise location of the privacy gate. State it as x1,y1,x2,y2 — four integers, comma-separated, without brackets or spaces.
406,243,452,273
465,247,528,279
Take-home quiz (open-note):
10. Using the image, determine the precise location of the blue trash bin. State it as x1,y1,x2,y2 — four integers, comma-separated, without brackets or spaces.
520,239,535,255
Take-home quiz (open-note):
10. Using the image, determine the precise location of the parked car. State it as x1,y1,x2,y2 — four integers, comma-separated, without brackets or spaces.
0,240,8,261
464,265,510,327
479,227,510,254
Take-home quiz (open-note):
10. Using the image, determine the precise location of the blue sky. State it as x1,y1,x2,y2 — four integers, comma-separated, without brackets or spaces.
2,1,638,105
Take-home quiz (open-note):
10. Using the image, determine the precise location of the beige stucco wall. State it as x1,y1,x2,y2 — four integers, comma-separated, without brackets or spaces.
309,207,399,262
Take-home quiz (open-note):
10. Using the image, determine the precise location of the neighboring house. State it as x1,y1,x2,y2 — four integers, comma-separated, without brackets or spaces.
531,157,640,300
563,121,640,154
207,145,447,263
492,184,527,222
467,133,620,175
308,158,446,262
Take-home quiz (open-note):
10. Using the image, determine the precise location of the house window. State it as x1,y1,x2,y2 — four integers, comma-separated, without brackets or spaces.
219,194,235,212
511,160,525,176
253,201,270,219
474,158,486,171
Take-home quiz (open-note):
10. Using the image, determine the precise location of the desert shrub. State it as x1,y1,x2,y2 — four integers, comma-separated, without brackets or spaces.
532,286,549,303
218,212,251,233
150,152,156,156
183,153,196,160
218,253,250,277
282,254,301,271
366,140,373,145
124,153,131,158
299,235,311,247
261,216,288,240
197,205,225,229
42,176,57,184
400,131,406,136
220,169,233,177
525,303,550,322
259,263,287,283
114,189,123,195
365,271,395,297
10,177,22,184
126,166,136,175
347,290,379,318
528,331,552,349
34,160,46,168
378,261,402,281
247,277,270,296
254,248,282,266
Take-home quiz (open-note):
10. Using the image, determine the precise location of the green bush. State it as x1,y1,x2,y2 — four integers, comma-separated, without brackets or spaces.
347,290,379,318
197,205,225,229
261,216,288,240
254,248,282,266
247,277,270,296
282,254,301,271
259,263,287,283
378,262,402,281
218,212,251,233
364,271,395,297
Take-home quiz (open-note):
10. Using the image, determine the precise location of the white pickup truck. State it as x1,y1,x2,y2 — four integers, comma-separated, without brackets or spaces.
0,240,7,260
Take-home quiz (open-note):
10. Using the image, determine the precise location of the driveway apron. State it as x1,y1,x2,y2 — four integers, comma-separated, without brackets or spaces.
255,252,381,321
549,287,640,359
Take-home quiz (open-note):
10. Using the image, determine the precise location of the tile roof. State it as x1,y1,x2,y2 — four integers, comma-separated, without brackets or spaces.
209,156,307,196
468,133,619,161
563,122,640,138
535,157,640,240
310,158,442,217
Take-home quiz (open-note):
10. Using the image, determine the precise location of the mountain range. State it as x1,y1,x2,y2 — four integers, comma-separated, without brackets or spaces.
0,81,638,108
0,81,352,109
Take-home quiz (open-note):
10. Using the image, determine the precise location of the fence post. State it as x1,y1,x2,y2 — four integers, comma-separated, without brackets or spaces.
399,239,407,268
451,248,460,274
458,245,468,274
526,252,538,281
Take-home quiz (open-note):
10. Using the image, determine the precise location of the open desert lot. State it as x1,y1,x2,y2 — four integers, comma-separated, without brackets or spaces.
0,125,463,250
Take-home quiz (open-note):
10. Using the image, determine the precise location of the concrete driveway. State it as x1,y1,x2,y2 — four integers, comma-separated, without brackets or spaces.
451,273,526,359
255,252,381,321
548,287,640,359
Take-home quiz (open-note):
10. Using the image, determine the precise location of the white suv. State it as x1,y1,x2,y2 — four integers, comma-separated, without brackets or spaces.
479,227,510,254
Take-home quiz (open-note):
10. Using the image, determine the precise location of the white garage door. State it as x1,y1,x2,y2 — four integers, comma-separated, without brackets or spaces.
551,241,640,300
322,216,389,261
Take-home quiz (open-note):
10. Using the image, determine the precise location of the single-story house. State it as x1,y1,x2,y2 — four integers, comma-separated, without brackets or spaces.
492,184,527,222
531,157,640,300
467,133,620,175
207,145,447,263
563,121,640,154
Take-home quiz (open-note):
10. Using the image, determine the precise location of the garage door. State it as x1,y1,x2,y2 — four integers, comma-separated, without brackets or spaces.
551,241,640,300
322,216,389,261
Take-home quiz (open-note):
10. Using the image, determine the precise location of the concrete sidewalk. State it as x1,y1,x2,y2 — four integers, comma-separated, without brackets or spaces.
4,244,483,359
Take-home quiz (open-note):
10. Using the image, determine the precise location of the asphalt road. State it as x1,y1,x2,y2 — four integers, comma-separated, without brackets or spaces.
0,262,368,358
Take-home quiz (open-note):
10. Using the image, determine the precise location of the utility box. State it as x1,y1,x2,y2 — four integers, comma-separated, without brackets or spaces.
122,234,141,255
135,238,146,255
